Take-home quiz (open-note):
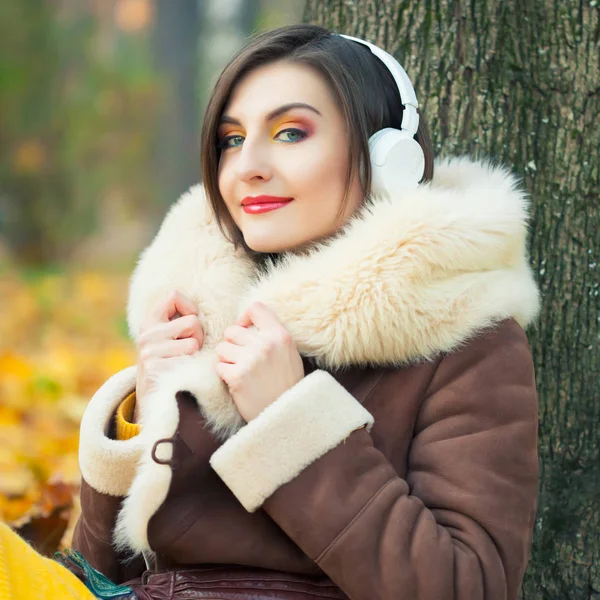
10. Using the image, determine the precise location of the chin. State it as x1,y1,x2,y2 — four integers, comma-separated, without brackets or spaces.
245,238,295,254
243,231,307,254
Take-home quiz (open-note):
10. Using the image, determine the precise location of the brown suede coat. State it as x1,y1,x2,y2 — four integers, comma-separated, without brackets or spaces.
73,319,538,599
72,158,540,599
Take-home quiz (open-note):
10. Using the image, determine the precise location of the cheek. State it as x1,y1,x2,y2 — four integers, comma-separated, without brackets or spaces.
217,162,237,214
217,160,233,202
290,140,349,203
217,158,228,197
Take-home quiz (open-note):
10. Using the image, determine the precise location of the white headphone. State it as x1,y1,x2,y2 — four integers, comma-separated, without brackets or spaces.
339,34,425,196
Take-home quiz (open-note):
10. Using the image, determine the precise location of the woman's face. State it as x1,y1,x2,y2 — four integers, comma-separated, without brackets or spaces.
217,60,363,253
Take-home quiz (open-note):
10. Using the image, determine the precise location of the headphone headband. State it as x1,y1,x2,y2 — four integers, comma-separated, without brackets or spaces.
338,34,420,137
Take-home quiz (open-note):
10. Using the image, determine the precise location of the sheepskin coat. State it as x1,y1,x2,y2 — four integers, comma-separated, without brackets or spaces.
72,156,541,600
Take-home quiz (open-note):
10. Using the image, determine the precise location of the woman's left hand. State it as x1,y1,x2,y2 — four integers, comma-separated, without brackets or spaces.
215,302,305,422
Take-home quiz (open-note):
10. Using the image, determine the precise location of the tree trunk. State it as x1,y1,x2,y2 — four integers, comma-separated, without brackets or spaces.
153,0,202,204
304,1,599,598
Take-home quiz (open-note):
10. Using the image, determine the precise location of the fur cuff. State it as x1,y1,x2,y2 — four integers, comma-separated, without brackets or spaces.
210,370,374,512
78,366,144,497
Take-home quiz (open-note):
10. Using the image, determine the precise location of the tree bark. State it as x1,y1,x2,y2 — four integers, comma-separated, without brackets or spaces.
153,0,202,204
304,1,599,598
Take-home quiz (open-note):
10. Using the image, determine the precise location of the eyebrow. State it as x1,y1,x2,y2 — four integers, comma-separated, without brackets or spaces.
219,102,322,125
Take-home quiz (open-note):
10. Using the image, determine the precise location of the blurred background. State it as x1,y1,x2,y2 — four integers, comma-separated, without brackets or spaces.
0,0,303,551
1,0,598,596
1,0,304,267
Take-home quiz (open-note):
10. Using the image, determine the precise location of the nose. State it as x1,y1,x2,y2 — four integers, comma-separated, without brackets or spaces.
234,138,272,183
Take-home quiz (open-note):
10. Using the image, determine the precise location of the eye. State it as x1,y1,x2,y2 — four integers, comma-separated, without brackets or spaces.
218,134,244,149
274,128,308,143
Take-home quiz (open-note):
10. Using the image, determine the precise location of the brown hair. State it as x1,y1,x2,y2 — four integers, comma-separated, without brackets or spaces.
200,24,434,253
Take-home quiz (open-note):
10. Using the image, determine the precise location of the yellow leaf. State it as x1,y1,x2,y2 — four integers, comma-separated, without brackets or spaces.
0,268,136,524
12,140,46,174
101,347,136,375
115,0,153,32
0,352,33,381
0,463,35,496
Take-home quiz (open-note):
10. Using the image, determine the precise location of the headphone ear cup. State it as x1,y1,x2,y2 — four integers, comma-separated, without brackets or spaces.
369,128,425,197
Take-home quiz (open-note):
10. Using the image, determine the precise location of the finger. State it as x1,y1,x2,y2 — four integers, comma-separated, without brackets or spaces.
215,361,237,386
145,291,178,326
146,291,198,327
140,337,200,362
237,301,283,330
223,324,255,346
168,314,204,346
215,341,247,364
138,315,204,347
169,291,198,320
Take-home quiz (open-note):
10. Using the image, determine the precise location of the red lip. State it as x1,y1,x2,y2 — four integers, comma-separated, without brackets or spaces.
241,195,294,215
241,195,293,206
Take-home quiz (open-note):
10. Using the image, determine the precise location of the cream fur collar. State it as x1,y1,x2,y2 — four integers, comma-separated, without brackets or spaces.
127,155,540,437
109,155,540,555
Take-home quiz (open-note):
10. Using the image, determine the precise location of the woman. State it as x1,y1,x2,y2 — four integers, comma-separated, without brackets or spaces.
1,24,540,600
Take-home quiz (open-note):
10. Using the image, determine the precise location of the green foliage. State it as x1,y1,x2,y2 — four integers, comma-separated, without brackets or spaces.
0,0,160,264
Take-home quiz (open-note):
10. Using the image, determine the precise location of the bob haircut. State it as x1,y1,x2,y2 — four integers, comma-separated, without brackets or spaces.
200,23,434,253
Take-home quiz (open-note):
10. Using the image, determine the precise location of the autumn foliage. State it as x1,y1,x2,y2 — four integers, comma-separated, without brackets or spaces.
0,269,135,554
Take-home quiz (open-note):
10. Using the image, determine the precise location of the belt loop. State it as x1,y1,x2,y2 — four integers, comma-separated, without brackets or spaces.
151,435,180,469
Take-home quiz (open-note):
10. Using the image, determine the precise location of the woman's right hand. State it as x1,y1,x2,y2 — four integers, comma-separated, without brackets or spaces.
134,291,204,422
